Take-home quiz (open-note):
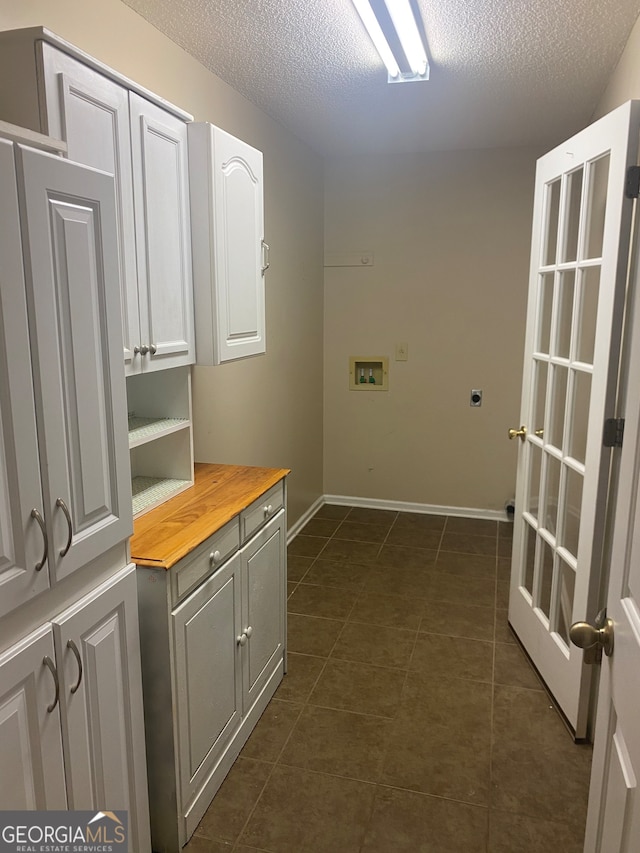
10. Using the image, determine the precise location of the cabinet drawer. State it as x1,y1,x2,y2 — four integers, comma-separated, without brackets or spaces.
241,482,284,543
173,518,239,603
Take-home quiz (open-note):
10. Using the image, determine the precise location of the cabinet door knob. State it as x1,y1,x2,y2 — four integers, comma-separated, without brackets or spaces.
236,633,248,646
210,550,222,564
263,504,273,517
136,344,149,356
245,626,253,638
149,343,157,355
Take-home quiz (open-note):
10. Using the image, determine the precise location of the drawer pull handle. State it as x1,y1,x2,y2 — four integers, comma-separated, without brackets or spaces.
237,633,248,647
263,504,273,517
210,550,222,564
245,626,253,638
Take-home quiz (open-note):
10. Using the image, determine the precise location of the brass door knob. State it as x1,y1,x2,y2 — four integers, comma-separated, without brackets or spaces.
570,615,614,658
508,425,527,442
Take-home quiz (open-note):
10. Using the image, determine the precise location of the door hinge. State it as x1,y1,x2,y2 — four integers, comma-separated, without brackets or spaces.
625,166,640,199
603,417,625,448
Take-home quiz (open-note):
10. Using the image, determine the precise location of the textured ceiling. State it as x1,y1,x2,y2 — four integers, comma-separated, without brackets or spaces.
121,0,640,157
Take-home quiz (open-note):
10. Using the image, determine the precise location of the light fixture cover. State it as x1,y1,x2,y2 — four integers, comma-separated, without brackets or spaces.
353,0,430,83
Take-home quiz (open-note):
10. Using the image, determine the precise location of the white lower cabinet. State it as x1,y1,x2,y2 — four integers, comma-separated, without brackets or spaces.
137,498,286,853
0,566,151,852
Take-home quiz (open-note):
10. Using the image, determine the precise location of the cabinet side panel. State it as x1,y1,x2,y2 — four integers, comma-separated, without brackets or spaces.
0,34,44,132
137,567,183,853
187,122,216,366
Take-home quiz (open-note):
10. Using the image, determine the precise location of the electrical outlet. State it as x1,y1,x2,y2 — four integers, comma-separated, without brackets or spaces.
395,342,408,361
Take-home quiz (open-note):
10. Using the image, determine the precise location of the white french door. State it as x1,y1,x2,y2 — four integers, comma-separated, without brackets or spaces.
582,219,640,850
509,100,640,737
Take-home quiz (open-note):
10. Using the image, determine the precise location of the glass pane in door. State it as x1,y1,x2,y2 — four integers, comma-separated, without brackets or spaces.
532,360,548,435
555,270,575,359
584,154,610,259
556,558,576,647
561,466,583,558
522,521,536,595
549,366,568,449
567,370,591,464
538,273,554,353
561,168,584,263
544,180,561,266
527,442,542,521
538,538,555,619
577,266,600,365
543,453,561,537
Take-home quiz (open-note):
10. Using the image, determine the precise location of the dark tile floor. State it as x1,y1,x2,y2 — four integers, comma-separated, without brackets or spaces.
185,505,592,853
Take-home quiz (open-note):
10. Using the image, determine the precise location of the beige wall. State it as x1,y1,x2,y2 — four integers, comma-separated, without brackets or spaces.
593,12,640,118
323,148,543,513
0,0,325,527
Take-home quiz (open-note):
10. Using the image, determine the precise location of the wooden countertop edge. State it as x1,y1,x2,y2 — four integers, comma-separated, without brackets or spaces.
130,462,290,570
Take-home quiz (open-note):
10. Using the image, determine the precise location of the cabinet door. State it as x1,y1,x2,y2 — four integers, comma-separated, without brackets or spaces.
17,145,132,583
189,123,266,364
129,93,194,372
242,511,285,711
52,565,150,853
0,624,67,809
173,554,242,807
0,139,50,615
40,44,141,373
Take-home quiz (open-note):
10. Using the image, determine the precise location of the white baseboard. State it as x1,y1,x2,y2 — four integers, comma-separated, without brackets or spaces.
288,493,507,542
286,495,325,544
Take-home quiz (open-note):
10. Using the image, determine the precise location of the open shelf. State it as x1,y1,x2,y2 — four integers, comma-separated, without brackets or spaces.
128,415,189,448
132,476,192,516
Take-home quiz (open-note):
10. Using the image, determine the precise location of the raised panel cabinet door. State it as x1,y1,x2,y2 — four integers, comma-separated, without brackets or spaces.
0,624,67,809
242,512,285,711
52,565,151,853
0,139,50,615
40,44,141,374
188,123,265,364
129,93,194,371
172,553,243,807
16,145,133,584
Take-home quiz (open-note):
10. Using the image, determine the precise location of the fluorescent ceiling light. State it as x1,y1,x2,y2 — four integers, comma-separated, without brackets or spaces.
384,0,428,77
353,0,430,83
352,0,401,79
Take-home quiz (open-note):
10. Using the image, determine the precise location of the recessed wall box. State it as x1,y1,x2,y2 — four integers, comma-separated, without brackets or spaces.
349,357,388,390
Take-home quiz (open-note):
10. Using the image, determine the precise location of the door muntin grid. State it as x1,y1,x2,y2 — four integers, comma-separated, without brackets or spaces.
520,154,609,648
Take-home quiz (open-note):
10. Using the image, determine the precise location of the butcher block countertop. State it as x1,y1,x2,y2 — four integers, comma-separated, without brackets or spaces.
130,462,290,570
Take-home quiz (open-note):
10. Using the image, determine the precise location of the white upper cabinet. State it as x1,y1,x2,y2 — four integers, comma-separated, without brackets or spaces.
0,31,195,375
40,44,195,375
0,137,132,613
39,45,140,370
188,123,267,364
129,94,194,371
